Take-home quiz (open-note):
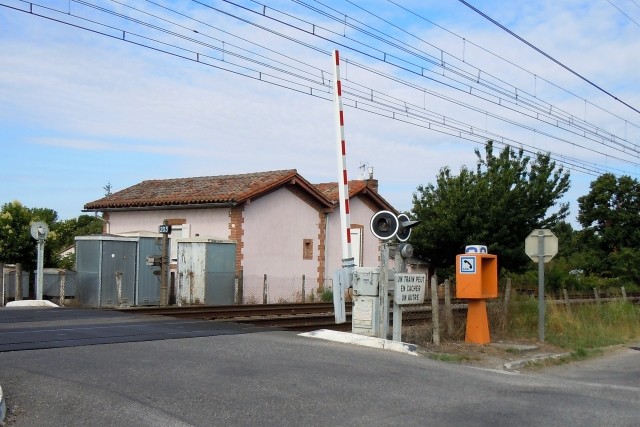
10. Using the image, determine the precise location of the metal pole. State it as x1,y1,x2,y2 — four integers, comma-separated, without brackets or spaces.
0,262,4,306
263,274,268,304
160,220,169,306
301,274,306,302
379,242,389,339
538,230,545,342
36,239,45,300
392,246,405,341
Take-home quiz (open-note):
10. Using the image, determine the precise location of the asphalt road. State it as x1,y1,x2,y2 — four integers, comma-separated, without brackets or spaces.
0,309,638,426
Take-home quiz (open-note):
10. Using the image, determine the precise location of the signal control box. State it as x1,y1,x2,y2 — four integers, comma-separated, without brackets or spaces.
352,267,381,297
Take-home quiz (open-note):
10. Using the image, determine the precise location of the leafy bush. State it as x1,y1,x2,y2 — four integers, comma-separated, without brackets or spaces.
319,288,333,302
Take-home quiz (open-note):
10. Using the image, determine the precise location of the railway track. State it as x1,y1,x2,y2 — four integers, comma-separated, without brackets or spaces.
117,302,353,331
117,302,462,331
116,293,639,332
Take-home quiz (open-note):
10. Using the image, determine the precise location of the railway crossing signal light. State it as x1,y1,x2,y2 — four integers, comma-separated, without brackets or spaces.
370,211,420,242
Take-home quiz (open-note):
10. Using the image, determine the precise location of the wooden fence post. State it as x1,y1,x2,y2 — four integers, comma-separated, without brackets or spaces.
594,287,601,306
444,279,453,337
621,286,627,302
562,288,571,313
431,275,440,345
503,277,512,310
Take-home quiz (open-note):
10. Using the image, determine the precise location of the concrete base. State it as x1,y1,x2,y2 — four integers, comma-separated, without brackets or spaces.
503,352,572,370
299,329,418,355
5,300,59,308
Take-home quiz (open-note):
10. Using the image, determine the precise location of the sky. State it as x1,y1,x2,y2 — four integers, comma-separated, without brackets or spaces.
1,0,639,227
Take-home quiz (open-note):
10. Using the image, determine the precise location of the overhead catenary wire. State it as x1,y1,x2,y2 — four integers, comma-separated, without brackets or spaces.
605,0,640,28
2,0,638,180
100,0,640,163
296,0,640,156
130,0,640,160
457,0,640,115
208,0,640,157
384,0,640,133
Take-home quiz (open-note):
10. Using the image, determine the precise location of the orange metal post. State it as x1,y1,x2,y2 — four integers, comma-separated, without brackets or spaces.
465,300,490,344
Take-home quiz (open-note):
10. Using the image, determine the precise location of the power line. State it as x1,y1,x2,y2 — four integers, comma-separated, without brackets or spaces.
113,0,640,160
457,0,640,115
606,0,640,28
208,0,639,156
384,0,640,133
2,1,638,179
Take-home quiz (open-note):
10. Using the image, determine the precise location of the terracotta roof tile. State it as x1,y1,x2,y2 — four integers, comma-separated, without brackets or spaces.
313,181,368,202
84,170,300,210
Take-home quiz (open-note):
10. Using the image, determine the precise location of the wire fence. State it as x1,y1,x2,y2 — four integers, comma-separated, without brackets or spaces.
239,273,333,304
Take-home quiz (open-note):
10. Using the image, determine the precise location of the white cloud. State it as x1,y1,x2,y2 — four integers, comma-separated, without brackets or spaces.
0,0,638,222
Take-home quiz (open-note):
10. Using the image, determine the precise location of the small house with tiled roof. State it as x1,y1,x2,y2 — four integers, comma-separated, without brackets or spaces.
83,169,395,303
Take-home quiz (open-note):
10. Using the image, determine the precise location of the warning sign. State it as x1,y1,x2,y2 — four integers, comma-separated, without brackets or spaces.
459,256,476,274
394,273,426,305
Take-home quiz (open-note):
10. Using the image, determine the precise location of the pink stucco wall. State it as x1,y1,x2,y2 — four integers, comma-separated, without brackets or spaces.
324,197,381,279
107,209,231,239
242,188,322,302
102,190,386,302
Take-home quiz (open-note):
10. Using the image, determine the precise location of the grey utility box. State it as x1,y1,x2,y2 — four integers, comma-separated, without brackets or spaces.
176,239,236,306
351,267,382,337
352,267,380,296
75,236,138,308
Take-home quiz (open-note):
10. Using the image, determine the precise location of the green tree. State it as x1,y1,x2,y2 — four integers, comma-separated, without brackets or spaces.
0,201,36,270
50,215,103,269
577,174,640,284
0,201,59,272
0,201,103,272
577,173,640,252
411,141,570,272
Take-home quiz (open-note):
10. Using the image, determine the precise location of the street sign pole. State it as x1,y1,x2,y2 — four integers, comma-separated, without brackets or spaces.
537,230,545,342
526,228,558,343
159,220,170,306
36,238,45,300
30,222,49,301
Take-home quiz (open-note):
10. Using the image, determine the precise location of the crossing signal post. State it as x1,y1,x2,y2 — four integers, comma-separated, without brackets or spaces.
30,222,49,301
351,211,420,339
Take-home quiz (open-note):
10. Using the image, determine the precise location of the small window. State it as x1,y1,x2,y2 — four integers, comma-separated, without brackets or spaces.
303,239,313,260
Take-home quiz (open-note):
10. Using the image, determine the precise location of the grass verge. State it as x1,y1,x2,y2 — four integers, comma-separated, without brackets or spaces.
490,296,640,352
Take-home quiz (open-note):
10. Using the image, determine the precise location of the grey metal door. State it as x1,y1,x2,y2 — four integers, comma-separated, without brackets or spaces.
100,240,136,307
205,243,236,305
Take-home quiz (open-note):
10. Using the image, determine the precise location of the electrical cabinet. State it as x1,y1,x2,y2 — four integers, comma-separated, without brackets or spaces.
352,267,380,296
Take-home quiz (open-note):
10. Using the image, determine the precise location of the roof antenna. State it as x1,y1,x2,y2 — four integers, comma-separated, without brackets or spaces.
359,162,368,180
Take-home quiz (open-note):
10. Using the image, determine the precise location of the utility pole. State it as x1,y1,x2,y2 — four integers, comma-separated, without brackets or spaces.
160,219,170,306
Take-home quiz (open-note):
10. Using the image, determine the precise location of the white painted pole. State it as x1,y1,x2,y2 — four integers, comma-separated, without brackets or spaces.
332,50,354,269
